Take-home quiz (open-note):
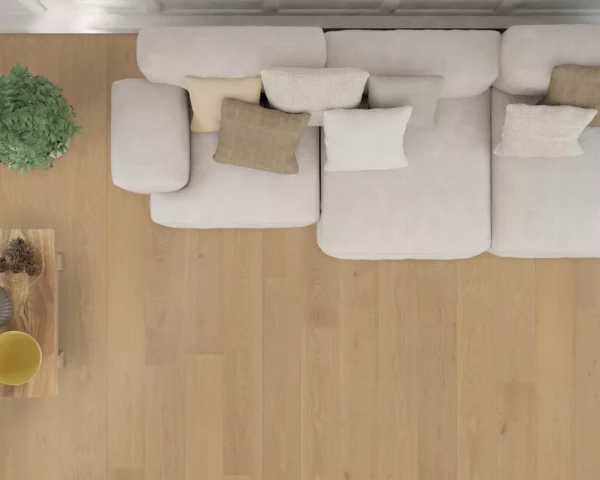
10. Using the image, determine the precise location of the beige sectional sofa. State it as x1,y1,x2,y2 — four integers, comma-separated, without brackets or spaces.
111,24,600,259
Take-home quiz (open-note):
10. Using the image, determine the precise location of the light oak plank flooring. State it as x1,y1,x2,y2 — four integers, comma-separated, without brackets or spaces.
0,34,598,480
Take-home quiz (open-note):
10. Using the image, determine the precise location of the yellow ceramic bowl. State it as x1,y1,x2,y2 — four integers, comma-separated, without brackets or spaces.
0,331,42,386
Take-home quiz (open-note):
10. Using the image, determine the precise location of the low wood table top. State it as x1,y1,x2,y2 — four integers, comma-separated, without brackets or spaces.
0,229,58,397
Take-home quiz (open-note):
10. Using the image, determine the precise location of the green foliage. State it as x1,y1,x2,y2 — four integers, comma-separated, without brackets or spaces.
0,64,81,172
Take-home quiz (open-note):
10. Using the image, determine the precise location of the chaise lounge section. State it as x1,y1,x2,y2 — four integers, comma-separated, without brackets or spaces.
112,26,326,229
317,29,500,259
491,25,600,257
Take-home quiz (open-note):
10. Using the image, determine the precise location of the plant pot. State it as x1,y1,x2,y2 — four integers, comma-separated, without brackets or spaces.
49,138,72,160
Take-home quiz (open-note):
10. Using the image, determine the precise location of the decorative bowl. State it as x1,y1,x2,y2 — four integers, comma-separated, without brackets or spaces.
0,331,42,386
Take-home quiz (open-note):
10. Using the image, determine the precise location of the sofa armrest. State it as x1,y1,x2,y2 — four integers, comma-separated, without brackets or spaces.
111,79,190,194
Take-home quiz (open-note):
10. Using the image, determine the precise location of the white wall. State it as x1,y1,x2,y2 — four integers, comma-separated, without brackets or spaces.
2,0,600,32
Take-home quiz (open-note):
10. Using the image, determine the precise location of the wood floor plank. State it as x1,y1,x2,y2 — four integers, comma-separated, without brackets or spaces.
535,260,576,480
109,469,145,480
339,260,379,480
302,239,341,480
498,382,536,480
262,227,311,480
145,226,192,367
489,256,536,480
574,260,600,480
181,230,224,354
183,354,224,480
457,255,497,480
489,257,536,384
143,365,185,480
376,261,418,480
263,278,301,480
414,261,458,480
222,230,263,478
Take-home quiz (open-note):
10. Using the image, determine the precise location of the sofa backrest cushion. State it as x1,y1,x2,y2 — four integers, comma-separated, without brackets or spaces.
325,29,500,99
137,27,327,88
495,25,600,96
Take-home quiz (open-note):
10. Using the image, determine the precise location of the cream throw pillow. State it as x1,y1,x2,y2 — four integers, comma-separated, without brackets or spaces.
261,67,369,126
494,104,597,158
185,77,262,132
323,107,413,172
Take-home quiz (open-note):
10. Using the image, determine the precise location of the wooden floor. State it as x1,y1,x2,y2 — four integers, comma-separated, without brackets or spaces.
0,34,598,480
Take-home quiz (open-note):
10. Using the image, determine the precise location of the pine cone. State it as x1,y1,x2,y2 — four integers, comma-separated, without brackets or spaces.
9,263,23,274
25,263,41,277
3,248,18,266
9,238,34,264
0,257,8,273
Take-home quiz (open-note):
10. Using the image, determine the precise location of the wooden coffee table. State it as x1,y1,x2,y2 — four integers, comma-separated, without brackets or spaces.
0,229,59,398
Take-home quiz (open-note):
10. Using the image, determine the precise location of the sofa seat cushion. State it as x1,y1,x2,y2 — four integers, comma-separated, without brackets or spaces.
317,91,491,260
150,127,320,229
491,88,600,258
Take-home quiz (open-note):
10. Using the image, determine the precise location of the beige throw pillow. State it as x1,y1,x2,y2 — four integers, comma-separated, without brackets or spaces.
261,67,369,126
494,104,597,158
367,75,444,129
214,99,310,174
185,77,262,132
540,65,600,127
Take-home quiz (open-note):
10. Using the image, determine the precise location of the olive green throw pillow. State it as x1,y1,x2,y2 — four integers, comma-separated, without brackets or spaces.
540,65,600,127
214,99,310,174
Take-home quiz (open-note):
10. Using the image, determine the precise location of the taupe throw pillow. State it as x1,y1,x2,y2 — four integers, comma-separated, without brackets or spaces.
368,75,444,129
540,65,600,127
214,99,310,174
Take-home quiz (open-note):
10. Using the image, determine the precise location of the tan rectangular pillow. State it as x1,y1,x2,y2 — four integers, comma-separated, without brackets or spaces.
185,76,262,132
214,99,310,174
540,65,600,127
368,75,443,129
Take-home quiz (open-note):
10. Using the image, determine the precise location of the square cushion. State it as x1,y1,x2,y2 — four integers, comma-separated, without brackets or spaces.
150,127,320,229
491,88,600,258
368,75,444,129
317,91,491,260
494,104,596,158
261,67,368,126
214,99,310,174
185,77,262,132
541,65,600,127
323,107,412,172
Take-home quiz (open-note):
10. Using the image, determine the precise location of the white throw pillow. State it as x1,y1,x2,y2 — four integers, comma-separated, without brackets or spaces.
323,107,413,172
261,67,369,126
494,104,597,158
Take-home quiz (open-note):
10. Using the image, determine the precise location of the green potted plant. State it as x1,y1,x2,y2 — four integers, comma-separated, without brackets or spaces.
0,64,81,172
